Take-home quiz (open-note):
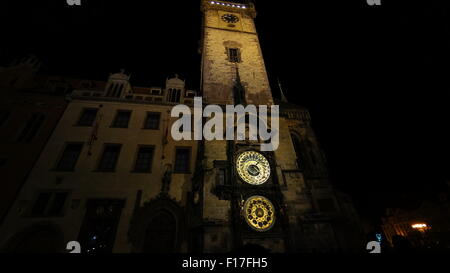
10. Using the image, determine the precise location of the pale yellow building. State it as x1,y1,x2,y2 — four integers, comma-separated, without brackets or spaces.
0,0,362,253
0,72,199,252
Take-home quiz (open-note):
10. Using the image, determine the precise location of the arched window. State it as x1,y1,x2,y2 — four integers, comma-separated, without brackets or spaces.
116,84,124,98
291,133,303,170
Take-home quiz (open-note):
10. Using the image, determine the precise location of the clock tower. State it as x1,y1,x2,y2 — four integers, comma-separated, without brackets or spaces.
199,0,273,106
194,0,288,253
191,0,362,253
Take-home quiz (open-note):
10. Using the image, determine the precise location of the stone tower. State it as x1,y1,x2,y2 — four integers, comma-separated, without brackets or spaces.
192,0,362,253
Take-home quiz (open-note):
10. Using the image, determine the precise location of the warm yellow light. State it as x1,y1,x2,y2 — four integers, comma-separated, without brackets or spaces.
411,223,427,229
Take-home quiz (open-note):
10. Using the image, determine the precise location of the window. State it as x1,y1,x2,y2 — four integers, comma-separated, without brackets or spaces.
98,144,122,172
228,48,241,63
0,110,11,127
30,192,68,217
133,146,154,172
217,169,226,185
77,108,98,126
56,143,83,171
17,113,46,142
167,89,181,103
174,148,191,173
112,110,131,128
151,89,161,95
291,134,304,170
143,112,161,130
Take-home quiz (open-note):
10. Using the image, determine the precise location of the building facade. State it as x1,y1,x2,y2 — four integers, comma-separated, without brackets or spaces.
0,55,81,225
0,1,362,253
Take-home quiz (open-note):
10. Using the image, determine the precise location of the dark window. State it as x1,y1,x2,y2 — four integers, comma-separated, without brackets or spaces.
167,89,181,103
217,168,226,185
77,108,98,126
151,89,161,95
144,112,161,130
30,192,68,217
0,111,11,127
112,111,131,128
174,148,190,173
228,48,241,63
56,143,83,171
31,192,52,216
17,113,46,142
291,134,303,170
134,146,154,172
98,144,121,172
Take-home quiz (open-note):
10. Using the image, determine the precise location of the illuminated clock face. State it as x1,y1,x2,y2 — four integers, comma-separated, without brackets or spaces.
236,151,270,185
221,14,239,23
244,196,276,232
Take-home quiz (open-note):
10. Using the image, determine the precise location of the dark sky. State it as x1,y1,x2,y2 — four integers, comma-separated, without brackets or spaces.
3,0,450,219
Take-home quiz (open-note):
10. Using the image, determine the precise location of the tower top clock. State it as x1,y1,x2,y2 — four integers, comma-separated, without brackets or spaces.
201,0,257,18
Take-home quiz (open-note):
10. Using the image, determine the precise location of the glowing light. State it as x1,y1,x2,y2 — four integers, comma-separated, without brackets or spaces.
411,223,428,229
209,1,247,9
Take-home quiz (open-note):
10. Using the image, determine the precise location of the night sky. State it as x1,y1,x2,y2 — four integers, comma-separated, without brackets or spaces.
3,0,450,221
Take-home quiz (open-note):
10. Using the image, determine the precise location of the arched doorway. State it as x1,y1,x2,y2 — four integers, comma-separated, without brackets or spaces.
143,210,176,253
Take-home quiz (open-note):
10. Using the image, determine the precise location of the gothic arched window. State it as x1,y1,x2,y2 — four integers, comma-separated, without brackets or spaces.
291,133,303,170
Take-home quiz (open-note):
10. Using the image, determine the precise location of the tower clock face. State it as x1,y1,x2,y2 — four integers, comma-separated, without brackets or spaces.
236,151,270,185
244,196,276,232
221,14,239,23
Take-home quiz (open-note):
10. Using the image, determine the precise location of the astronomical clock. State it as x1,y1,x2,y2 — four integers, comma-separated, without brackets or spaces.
230,144,287,245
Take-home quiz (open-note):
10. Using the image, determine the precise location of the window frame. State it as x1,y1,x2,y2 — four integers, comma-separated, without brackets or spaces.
76,108,98,127
227,47,241,63
96,143,122,172
29,190,70,218
173,146,192,174
132,145,155,173
54,142,84,172
111,110,132,128
143,112,161,130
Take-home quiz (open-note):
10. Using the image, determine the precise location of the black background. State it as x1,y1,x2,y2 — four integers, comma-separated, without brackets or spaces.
2,0,450,223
